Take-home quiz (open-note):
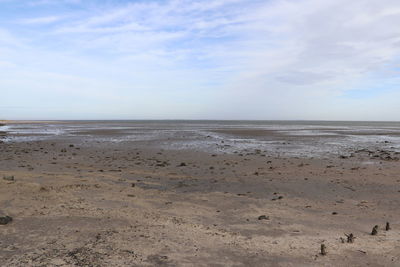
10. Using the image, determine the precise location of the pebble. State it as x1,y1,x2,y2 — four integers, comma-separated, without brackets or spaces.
0,216,13,225
3,175,14,181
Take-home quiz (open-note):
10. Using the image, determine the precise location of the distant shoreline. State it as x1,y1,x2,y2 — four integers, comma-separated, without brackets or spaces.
0,120,59,124
1,119,400,123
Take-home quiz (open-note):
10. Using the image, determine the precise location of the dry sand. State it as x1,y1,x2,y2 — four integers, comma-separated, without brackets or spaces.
1,127,400,266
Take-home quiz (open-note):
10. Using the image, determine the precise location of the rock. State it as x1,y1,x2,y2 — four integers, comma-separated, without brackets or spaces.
371,225,378,235
178,162,186,167
386,222,390,231
258,215,269,220
0,216,13,225
3,175,14,181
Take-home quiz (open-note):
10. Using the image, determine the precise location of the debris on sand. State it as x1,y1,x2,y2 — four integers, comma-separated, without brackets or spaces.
3,175,14,181
0,216,13,225
371,225,378,235
258,215,269,220
345,233,355,243
320,244,327,255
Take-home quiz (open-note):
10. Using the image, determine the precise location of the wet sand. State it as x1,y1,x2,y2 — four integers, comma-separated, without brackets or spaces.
1,123,400,266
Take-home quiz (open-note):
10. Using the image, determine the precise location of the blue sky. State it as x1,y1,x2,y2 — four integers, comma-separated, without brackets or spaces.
1,0,400,120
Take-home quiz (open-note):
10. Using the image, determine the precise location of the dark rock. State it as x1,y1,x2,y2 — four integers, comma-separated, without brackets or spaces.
0,216,12,225
258,215,269,220
386,222,390,231
371,225,378,235
178,162,186,167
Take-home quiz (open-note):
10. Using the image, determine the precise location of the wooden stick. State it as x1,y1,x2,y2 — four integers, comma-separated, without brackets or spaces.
320,244,327,255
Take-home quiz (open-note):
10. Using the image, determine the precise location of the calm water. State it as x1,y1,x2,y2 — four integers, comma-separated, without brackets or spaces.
2,120,400,157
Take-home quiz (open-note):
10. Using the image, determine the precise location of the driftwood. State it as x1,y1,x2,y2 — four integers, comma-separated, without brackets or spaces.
320,244,327,255
371,225,378,235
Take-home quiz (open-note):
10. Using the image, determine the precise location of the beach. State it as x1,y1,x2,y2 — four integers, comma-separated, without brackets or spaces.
1,121,400,266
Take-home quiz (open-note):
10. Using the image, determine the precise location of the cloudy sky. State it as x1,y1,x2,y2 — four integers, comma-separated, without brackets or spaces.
1,0,400,120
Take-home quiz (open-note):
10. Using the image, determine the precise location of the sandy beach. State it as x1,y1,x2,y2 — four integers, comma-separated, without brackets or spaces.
1,121,400,266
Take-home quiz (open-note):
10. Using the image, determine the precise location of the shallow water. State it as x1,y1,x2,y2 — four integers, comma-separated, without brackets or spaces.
2,120,400,157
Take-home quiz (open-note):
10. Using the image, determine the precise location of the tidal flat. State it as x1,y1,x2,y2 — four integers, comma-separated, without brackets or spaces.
1,121,400,266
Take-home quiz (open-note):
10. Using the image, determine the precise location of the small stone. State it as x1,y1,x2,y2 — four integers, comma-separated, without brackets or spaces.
258,215,269,220
386,222,390,231
0,216,13,225
371,225,378,235
178,162,186,167
3,175,14,181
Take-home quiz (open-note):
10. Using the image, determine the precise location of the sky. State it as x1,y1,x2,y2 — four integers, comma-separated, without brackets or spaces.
1,0,400,120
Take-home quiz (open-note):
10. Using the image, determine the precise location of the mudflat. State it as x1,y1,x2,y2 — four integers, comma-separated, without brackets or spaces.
1,122,400,266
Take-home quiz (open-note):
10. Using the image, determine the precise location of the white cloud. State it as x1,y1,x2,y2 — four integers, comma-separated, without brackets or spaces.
0,29,23,47
2,0,400,119
18,15,63,25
